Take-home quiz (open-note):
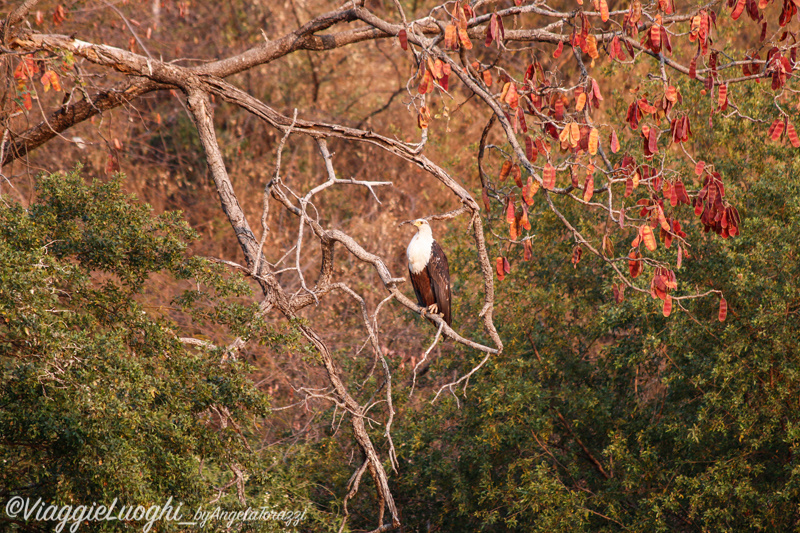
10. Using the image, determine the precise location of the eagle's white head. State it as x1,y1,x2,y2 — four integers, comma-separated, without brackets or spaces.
407,219,434,274
412,218,432,233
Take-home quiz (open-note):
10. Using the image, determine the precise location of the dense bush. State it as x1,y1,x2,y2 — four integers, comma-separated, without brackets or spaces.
390,89,800,532
0,171,333,531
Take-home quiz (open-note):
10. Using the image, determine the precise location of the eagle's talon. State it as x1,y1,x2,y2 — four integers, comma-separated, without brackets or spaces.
427,303,439,314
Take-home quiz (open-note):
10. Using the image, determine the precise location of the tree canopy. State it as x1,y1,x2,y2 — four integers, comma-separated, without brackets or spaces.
393,99,800,530
0,171,339,530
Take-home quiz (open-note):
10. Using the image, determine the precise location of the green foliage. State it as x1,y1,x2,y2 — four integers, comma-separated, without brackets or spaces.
0,170,332,531
391,88,800,531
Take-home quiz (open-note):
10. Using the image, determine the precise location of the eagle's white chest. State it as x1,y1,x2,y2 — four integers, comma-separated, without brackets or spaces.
407,230,433,274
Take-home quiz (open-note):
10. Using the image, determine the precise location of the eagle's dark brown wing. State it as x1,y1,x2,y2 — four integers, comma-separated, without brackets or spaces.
410,264,436,311
427,240,452,326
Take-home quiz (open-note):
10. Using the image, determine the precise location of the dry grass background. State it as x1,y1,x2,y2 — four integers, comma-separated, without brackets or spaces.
1,0,505,446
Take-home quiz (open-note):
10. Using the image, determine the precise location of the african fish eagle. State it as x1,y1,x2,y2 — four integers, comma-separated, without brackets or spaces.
407,219,452,326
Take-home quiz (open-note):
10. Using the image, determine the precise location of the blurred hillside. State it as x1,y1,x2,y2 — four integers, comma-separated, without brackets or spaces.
3,6,473,354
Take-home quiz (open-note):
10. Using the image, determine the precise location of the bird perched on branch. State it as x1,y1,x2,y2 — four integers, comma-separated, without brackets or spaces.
407,219,452,327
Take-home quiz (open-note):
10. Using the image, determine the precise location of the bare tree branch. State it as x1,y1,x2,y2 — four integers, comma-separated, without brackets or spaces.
0,0,42,43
